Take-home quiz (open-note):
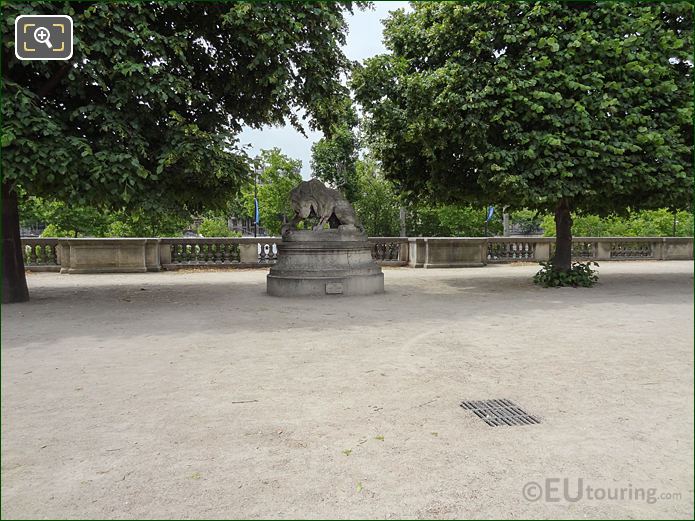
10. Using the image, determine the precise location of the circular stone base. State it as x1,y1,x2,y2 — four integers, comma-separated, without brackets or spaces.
266,228,385,297
267,272,384,297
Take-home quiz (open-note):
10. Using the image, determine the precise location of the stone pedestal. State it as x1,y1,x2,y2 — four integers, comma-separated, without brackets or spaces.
267,228,384,297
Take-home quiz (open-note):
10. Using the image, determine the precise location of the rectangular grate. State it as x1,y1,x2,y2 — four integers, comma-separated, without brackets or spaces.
460,399,540,427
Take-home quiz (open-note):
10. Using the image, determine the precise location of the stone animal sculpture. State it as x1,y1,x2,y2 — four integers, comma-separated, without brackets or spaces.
284,179,361,232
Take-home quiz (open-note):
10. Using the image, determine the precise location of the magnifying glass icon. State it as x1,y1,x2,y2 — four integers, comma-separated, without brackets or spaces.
33,26,52,48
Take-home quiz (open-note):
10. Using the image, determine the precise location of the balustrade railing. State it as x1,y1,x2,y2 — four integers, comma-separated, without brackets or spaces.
20,236,692,273
22,238,61,271
257,241,279,263
489,237,675,262
571,240,597,259
160,237,278,268
610,240,654,259
369,237,409,265
487,238,539,262
169,239,241,265
547,240,597,260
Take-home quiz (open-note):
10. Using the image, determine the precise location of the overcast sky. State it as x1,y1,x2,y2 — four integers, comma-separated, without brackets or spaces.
238,1,410,178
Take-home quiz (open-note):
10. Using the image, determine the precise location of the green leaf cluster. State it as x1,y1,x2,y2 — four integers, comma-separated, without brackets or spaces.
353,2,693,215
3,1,365,213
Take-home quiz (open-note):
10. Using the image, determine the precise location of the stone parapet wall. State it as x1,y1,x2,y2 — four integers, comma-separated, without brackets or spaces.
21,236,694,273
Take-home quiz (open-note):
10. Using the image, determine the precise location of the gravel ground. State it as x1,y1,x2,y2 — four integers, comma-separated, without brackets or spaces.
1,261,693,519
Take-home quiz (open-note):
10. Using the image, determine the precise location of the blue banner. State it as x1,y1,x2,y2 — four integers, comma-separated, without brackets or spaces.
486,206,494,222
254,198,260,224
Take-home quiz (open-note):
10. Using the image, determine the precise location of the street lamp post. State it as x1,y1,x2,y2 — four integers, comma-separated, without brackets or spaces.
254,167,258,238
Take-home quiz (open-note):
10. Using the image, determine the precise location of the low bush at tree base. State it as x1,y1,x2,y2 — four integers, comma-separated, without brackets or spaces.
533,261,599,288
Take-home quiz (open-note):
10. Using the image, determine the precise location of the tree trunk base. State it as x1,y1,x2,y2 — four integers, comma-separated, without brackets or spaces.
552,199,572,272
2,181,29,303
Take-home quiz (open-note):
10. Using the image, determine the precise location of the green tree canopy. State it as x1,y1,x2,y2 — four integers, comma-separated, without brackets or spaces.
310,98,360,201
311,124,360,202
353,1,693,272
2,1,365,302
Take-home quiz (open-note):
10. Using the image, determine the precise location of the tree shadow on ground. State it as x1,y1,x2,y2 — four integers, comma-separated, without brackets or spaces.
2,266,692,347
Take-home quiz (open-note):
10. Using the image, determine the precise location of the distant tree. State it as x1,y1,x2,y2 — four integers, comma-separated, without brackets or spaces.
104,209,189,237
354,2,693,277
241,149,303,236
435,205,501,237
352,156,400,236
197,217,240,238
21,196,110,237
509,209,543,235
350,156,499,237
406,203,501,237
311,124,360,202
20,196,188,237
2,1,365,302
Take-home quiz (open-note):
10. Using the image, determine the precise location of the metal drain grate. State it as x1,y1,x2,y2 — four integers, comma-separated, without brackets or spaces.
460,399,540,427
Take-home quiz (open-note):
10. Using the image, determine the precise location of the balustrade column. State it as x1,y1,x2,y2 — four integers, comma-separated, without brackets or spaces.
398,242,409,263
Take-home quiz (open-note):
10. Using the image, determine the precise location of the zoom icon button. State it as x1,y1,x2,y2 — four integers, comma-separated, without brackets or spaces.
15,15,73,60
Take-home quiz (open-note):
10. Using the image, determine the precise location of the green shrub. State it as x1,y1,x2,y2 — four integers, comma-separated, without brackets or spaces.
40,223,75,237
541,209,693,237
406,203,501,237
198,217,240,237
533,261,599,288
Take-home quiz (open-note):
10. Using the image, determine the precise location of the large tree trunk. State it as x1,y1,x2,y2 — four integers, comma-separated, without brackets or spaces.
2,181,29,303
553,199,573,273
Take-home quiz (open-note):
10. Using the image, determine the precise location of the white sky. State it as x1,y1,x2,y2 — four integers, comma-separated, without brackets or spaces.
238,1,410,178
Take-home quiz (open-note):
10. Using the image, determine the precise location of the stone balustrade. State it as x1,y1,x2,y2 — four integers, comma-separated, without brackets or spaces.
21,238,61,272
160,237,278,269
370,237,409,266
485,236,694,263
21,236,693,273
